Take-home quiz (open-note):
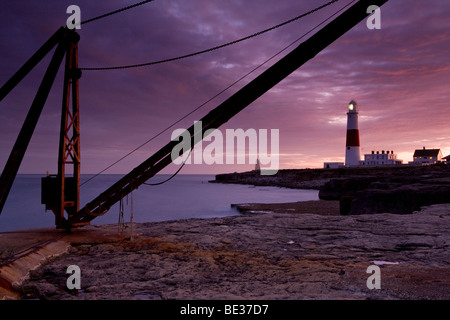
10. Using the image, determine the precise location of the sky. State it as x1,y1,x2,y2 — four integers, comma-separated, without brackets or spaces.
1,0,450,177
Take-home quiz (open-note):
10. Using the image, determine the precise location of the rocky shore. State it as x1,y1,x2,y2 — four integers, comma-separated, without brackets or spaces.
215,165,450,215
212,168,337,189
1,165,449,300
11,202,450,300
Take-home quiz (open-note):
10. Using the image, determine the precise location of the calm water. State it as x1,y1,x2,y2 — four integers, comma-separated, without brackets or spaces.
0,174,318,232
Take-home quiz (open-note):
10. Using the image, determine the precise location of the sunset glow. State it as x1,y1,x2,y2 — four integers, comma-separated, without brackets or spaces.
1,0,449,175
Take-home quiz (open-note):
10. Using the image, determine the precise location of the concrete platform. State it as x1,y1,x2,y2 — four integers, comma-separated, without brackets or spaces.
0,225,128,299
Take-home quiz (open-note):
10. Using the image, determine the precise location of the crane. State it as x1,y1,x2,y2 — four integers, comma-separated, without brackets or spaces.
0,0,389,230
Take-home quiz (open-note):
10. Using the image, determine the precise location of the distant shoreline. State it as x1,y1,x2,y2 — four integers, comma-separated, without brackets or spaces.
211,164,450,189
212,164,450,215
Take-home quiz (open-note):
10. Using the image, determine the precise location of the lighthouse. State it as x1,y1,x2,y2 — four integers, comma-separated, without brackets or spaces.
345,100,361,166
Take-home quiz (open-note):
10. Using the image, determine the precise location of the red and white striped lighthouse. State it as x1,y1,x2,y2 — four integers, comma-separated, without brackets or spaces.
345,100,361,166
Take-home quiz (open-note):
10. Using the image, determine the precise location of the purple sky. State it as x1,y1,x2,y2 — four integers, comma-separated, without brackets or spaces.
1,0,450,176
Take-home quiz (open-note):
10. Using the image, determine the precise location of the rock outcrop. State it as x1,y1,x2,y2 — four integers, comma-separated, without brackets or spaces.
213,168,350,190
15,203,450,300
318,165,450,215
348,183,450,215
214,165,450,215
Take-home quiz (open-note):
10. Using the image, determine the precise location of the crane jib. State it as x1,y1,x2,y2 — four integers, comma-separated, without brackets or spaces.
68,0,389,227
0,0,389,229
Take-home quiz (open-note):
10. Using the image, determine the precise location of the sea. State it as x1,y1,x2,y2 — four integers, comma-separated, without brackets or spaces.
0,174,319,232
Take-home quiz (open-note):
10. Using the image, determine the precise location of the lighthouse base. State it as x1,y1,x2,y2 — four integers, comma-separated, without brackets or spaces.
345,147,361,167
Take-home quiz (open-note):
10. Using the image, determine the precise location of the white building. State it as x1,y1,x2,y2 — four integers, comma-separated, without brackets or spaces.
323,162,344,169
443,155,450,164
412,147,443,165
359,150,403,166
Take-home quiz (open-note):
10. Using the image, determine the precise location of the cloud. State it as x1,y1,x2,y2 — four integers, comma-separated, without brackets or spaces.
1,0,450,175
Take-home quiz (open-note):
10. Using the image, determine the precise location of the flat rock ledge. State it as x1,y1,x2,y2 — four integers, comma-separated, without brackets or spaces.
16,203,450,300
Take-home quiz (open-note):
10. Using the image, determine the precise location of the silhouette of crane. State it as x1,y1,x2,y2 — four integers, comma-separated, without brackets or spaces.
0,0,389,230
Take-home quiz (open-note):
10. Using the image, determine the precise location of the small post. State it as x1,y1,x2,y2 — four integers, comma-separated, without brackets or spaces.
130,191,134,241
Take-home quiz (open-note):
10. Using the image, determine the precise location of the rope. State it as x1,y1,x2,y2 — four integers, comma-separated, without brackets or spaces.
81,0,353,187
80,0,339,70
118,196,126,234
81,0,156,26
143,147,192,186
117,192,135,239
130,191,134,241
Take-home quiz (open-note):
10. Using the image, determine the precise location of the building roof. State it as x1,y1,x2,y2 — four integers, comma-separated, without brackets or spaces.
413,148,441,157
442,155,450,160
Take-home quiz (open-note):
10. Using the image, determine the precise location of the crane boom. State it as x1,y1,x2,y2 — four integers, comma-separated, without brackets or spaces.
0,28,68,216
68,0,389,228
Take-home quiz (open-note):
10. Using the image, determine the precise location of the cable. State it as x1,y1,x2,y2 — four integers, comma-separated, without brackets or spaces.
80,57,261,186
81,0,156,26
80,33,291,187
143,147,192,186
81,1,339,186
81,0,354,187
80,0,339,71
